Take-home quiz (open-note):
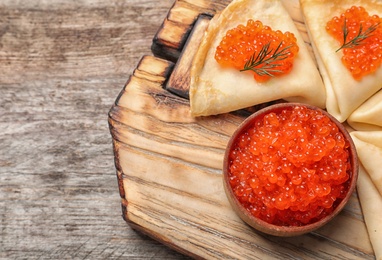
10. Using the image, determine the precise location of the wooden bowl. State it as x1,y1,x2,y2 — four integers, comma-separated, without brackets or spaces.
223,103,359,237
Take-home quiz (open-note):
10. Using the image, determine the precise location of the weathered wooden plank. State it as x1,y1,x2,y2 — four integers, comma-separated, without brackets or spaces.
0,0,191,259
168,1,207,25
165,14,212,98
151,0,223,61
180,0,231,13
114,141,373,259
152,19,193,62
133,55,175,84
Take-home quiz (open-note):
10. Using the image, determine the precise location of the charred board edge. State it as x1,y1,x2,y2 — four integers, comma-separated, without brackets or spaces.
151,0,217,62
164,14,212,99
108,55,175,200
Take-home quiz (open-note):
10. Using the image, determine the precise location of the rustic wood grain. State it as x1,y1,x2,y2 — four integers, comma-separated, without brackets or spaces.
109,0,377,258
109,53,374,259
151,0,233,62
0,0,192,259
165,15,212,99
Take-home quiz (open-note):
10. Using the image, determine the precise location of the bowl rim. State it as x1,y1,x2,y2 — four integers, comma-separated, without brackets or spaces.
223,102,359,237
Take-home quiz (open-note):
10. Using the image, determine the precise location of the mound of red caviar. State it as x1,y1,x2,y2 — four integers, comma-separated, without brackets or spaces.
326,6,382,80
228,105,351,226
215,19,299,83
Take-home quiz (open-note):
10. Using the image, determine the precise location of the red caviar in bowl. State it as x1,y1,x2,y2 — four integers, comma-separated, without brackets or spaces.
227,105,351,227
326,6,382,80
215,19,299,82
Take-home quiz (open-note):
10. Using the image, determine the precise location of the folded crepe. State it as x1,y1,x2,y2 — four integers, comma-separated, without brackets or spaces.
189,0,326,117
300,0,382,122
357,165,382,260
351,131,382,195
351,130,382,259
348,89,382,131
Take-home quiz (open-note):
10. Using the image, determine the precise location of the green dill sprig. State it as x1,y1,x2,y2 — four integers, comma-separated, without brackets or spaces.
240,42,293,77
336,19,380,52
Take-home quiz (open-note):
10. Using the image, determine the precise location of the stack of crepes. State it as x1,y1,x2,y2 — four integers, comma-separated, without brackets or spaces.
189,0,382,258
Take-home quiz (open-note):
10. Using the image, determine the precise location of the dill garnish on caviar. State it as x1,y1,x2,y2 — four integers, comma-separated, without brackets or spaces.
327,6,382,80
215,19,299,83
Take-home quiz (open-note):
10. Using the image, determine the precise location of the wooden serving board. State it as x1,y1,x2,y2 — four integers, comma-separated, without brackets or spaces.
108,0,375,259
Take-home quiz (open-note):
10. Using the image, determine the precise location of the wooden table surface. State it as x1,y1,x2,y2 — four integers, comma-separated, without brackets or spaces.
0,0,191,258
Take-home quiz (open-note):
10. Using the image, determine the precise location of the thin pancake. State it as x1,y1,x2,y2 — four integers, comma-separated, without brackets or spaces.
357,165,382,260
300,0,382,122
189,0,325,117
351,131,382,195
348,90,382,131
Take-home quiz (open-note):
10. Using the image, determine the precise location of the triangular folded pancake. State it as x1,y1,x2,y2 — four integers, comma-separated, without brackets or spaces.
350,131,382,258
348,89,382,131
300,0,382,122
351,131,382,195
357,165,382,260
189,0,326,117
